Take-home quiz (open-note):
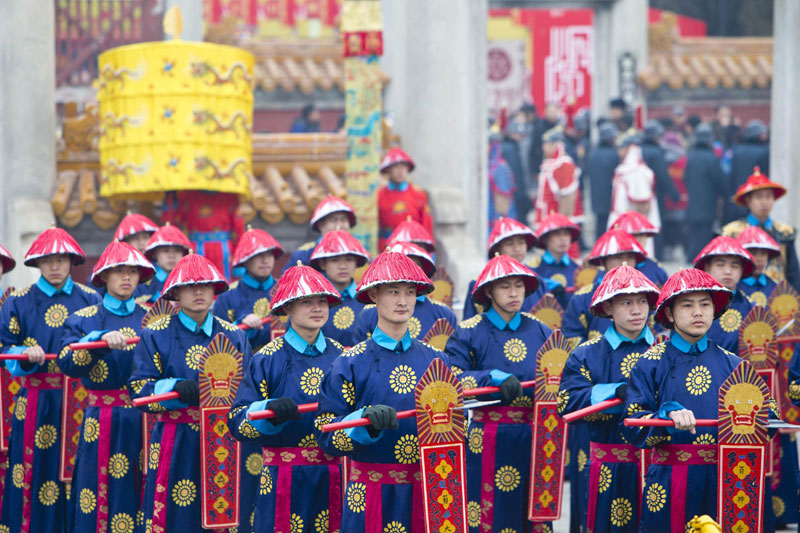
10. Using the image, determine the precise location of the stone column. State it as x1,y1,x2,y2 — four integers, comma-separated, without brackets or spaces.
769,0,800,229
0,0,57,288
381,0,488,308
165,0,204,42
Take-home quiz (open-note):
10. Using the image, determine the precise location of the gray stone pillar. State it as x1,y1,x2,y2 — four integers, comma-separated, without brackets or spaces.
166,0,204,42
769,0,800,230
0,0,57,287
381,0,488,309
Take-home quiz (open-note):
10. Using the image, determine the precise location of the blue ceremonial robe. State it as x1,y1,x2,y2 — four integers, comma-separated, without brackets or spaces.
637,259,668,287
354,296,457,344
0,277,100,533
562,282,612,348
228,327,344,532
445,308,553,533
558,327,655,533
462,273,546,321
738,274,777,308
133,265,168,303
533,251,580,309
58,294,148,533
320,281,365,348
707,288,753,353
314,328,450,532
127,311,254,533
213,273,276,351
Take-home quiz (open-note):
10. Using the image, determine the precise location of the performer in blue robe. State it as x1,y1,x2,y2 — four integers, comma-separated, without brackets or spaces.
637,258,669,286
693,235,756,353
309,229,371,348
445,254,553,533
228,264,344,532
58,241,154,533
609,212,669,287
558,264,660,533
355,295,456,343
214,227,284,351
282,196,356,275
625,268,777,532
314,251,450,532
127,254,253,533
0,228,100,533
136,224,191,303
532,212,582,309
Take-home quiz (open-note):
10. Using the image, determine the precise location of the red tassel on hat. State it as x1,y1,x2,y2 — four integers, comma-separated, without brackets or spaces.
587,229,647,266
271,263,342,315
310,195,357,231
472,254,540,307
654,268,732,327
487,217,535,257
160,253,228,301
737,226,780,258
113,213,159,241
589,263,660,318
24,226,86,266
380,147,416,173
387,241,435,277
388,217,435,252
232,227,284,268
610,211,659,236
310,230,370,269
532,213,580,247
732,167,787,207
693,236,755,278
90,240,156,287
356,251,433,303
144,224,192,261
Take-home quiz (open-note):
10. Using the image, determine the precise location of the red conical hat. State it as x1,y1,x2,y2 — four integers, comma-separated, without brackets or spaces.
487,217,535,257
232,227,284,268
693,235,755,277
654,268,732,327
732,167,786,206
0,244,16,274
388,218,435,252
532,212,580,246
587,229,647,266
589,263,660,318
24,226,86,266
90,240,156,287
113,213,159,241
160,253,228,301
472,254,540,307
310,195,357,231
144,224,192,261
271,264,342,315
356,251,433,303
737,225,780,258
610,211,659,236
310,230,370,268
387,241,435,277
380,147,415,172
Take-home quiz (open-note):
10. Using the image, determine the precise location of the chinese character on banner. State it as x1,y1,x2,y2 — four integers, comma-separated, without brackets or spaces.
543,24,593,106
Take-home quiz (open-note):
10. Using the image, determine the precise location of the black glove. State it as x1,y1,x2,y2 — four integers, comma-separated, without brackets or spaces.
614,384,628,400
267,397,301,425
363,404,398,437
550,285,566,300
499,375,523,401
173,380,199,406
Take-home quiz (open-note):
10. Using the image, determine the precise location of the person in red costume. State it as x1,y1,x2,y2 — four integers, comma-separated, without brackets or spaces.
162,190,245,281
377,147,434,250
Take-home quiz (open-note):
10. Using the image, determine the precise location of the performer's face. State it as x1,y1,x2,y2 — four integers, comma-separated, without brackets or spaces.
544,230,572,256
176,284,215,314
746,190,775,221
369,283,418,325
387,164,409,184
38,254,72,289
245,252,275,280
318,213,351,235
704,256,743,291
487,277,526,315
154,246,185,273
320,255,357,287
750,249,770,275
102,265,140,301
665,292,714,341
543,141,555,158
286,295,329,331
603,253,638,270
604,294,650,339
123,232,151,255
497,236,528,263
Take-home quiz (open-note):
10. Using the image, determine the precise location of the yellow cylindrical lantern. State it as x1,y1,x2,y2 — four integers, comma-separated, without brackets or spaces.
97,40,254,200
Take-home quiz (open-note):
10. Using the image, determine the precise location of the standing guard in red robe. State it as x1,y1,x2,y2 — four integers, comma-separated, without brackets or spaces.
534,127,584,239
378,148,434,250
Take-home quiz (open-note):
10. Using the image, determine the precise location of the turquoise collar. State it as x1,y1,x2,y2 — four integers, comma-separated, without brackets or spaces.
284,326,327,356
486,307,521,331
241,272,275,291
102,292,135,317
338,280,357,299
741,274,769,287
747,213,773,230
670,333,708,355
604,325,654,350
154,265,168,282
178,310,214,337
372,326,412,352
542,250,571,266
36,276,74,296
387,181,409,192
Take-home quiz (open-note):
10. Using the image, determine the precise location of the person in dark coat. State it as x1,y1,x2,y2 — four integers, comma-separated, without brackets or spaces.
502,117,530,224
290,103,321,133
684,123,727,259
528,104,560,183
725,119,769,222
587,121,619,240
641,120,681,260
